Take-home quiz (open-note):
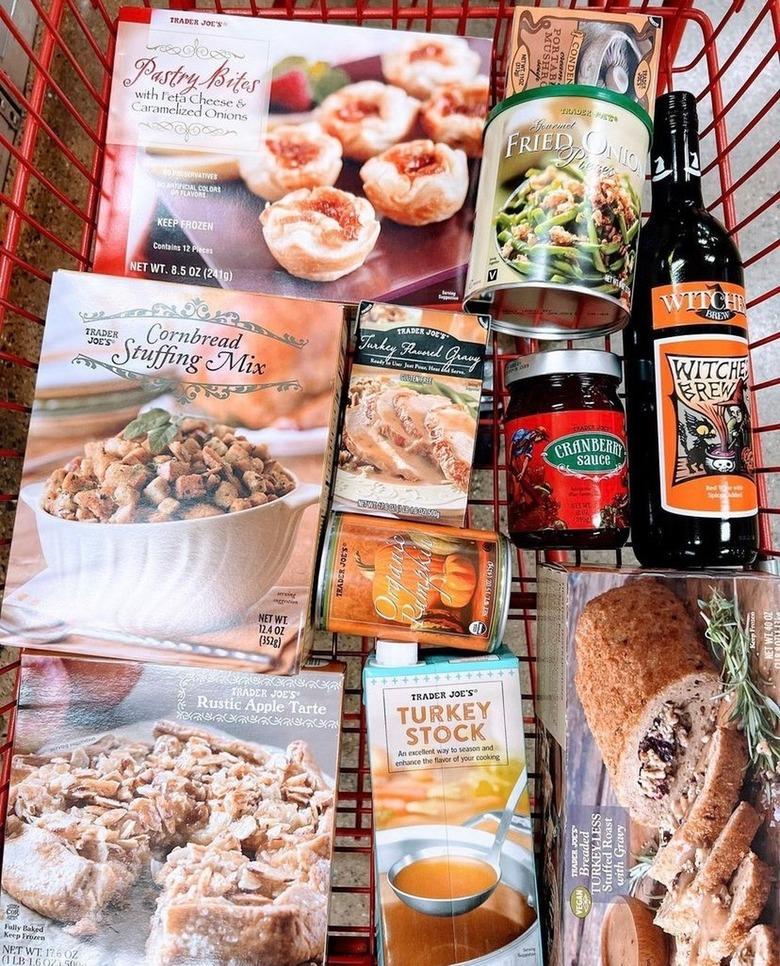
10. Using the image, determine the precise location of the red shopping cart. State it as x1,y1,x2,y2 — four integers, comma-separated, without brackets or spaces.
0,0,777,961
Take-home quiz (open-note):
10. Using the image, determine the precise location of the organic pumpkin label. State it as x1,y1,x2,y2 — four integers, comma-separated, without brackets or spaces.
317,513,511,651
505,410,629,534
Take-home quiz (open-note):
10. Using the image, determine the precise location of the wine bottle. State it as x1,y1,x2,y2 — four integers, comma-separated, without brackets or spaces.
623,90,758,568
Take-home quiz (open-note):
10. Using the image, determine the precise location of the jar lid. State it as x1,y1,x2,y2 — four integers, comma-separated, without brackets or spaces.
506,350,622,384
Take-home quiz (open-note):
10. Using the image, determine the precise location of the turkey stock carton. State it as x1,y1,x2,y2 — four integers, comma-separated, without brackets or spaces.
364,647,543,966
333,301,491,526
536,563,779,966
0,270,347,674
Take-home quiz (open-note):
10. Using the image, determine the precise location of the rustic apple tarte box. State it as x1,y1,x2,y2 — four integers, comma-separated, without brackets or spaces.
93,7,492,306
536,564,779,966
1,654,344,966
0,270,346,673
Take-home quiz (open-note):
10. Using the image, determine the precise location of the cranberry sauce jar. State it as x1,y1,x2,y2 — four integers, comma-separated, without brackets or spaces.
504,350,630,549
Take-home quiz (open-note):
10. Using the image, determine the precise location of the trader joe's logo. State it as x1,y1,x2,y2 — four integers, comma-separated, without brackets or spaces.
543,432,626,477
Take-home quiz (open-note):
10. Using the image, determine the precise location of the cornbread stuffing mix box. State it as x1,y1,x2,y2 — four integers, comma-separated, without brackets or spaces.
1,654,344,966
536,563,779,966
505,6,663,111
93,7,492,306
364,647,543,965
0,270,346,673
333,301,490,525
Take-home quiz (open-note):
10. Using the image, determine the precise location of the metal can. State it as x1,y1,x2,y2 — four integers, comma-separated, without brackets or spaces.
465,85,652,339
316,512,511,651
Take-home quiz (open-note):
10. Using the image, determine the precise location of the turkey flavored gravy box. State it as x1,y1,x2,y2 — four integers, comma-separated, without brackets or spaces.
1,654,345,966
94,8,492,307
536,564,779,966
364,647,543,966
505,6,663,111
333,301,490,526
0,270,346,674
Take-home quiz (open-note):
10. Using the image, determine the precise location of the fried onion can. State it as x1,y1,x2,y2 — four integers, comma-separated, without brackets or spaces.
465,85,652,339
316,513,511,651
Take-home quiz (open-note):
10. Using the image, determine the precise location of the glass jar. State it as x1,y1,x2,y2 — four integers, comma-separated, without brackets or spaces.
504,350,630,550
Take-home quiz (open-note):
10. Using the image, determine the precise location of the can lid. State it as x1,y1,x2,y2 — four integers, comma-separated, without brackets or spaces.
506,349,622,384
374,640,420,667
486,84,653,139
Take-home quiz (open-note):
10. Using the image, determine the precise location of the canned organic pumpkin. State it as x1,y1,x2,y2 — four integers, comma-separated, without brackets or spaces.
316,513,511,650
465,85,652,339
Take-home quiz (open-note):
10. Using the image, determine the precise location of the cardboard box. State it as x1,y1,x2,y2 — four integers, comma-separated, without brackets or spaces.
333,301,490,525
93,7,492,307
365,648,543,965
505,6,663,111
1,654,344,965
536,564,779,966
0,270,346,673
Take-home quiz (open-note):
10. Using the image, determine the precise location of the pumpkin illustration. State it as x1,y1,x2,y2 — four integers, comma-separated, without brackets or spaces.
432,553,477,609
356,540,477,624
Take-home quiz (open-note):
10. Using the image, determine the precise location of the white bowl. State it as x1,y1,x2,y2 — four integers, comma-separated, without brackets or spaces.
21,476,319,639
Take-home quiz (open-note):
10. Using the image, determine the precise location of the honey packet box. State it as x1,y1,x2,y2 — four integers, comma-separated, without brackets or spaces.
536,563,779,966
1,654,344,965
93,7,492,307
333,301,491,526
364,647,543,966
505,6,663,111
0,270,347,674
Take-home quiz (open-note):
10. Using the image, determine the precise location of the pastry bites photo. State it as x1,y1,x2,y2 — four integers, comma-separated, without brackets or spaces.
0,656,345,966
94,8,491,306
0,271,347,673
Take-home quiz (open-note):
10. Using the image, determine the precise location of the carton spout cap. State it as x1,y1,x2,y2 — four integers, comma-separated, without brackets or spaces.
375,640,419,667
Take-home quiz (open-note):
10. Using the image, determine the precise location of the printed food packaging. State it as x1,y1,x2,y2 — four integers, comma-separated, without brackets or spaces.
536,563,779,966
0,654,345,966
333,300,490,525
93,7,491,307
505,5,663,111
316,512,512,652
364,647,543,965
0,270,346,674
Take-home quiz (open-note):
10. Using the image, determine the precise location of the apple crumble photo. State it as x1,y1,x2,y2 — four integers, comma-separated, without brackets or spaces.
3,721,335,966
42,409,295,524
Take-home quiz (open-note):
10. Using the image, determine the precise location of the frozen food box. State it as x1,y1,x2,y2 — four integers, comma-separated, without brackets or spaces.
365,646,543,966
505,6,663,111
93,7,492,307
0,654,345,966
333,301,490,525
536,563,779,966
0,270,346,674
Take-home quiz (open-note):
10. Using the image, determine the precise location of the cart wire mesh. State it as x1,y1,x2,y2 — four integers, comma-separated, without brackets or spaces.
0,0,777,962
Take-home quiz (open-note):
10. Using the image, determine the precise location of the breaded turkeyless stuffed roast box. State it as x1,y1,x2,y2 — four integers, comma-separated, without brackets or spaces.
0,270,347,673
536,563,779,966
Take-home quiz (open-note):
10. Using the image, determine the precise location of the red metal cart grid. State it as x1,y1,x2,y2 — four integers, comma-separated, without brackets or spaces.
0,1,777,962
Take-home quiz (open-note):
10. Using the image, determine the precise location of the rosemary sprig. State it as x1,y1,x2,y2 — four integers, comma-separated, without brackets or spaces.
699,589,780,785
628,842,658,897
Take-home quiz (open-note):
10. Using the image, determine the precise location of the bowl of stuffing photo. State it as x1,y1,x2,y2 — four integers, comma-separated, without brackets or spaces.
20,411,320,639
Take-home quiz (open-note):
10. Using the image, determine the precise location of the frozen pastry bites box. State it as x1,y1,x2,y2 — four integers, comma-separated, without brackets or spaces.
505,6,663,111
536,563,779,966
0,270,346,673
333,301,490,525
93,7,491,306
364,648,543,966
0,654,345,966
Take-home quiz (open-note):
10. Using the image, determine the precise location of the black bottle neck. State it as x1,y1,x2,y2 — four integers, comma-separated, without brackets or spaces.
650,119,703,207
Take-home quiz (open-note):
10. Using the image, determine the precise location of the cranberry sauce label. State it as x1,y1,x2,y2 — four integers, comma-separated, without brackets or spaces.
653,332,758,518
505,410,629,533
